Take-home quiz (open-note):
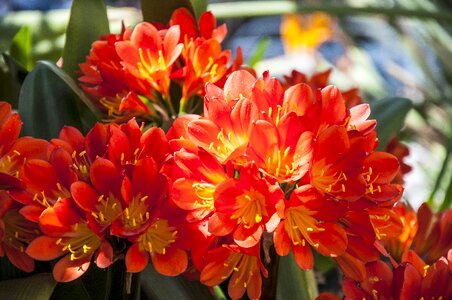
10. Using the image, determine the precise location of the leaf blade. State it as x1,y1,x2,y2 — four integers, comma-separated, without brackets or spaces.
141,0,195,24
62,0,109,79
0,273,57,300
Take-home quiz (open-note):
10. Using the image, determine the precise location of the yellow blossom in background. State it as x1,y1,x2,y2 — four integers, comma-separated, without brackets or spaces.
280,12,334,53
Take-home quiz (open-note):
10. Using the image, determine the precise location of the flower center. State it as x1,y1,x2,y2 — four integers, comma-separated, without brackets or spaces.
221,251,258,289
3,209,40,253
312,159,347,194
208,128,242,162
72,150,90,181
192,182,215,210
230,188,267,228
0,150,21,176
363,167,382,194
265,147,296,179
121,195,151,231
284,206,325,248
91,193,122,227
138,219,177,255
55,222,101,261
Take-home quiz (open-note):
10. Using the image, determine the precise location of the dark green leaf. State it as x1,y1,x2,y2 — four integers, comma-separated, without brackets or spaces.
62,0,109,79
369,97,413,150
18,61,85,139
0,257,27,281
430,136,452,209
9,25,32,71
190,0,208,20
50,279,90,300
140,264,214,300
3,53,29,85
276,252,318,300
141,0,195,24
0,273,57,300
440,170,452,211
248,37,270,68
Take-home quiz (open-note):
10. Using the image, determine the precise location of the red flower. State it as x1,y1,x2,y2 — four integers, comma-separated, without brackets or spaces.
0,102,47,189
10,147,77,222
311,126,367,201
116,22,183,97
171,148,227,222
0,191,39,272
48,124,111,182
200,244,267,300
79,27,154,121
274,185,347,270
187,70,259,164
107,118,170,172
26,198,112,282
246,113,314,183
125,217,187,276
209,162,283,247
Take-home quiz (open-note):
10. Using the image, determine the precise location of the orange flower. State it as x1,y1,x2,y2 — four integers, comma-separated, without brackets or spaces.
274,185,347,270
171,148,227,222
0,191,39,272
187,70,259,164
209,163,283,248
116,22,183,97
125,216,187,276
200,244,267,300
79,27,154,121
246,113,313,183
0,102,47,189
26,198,112,282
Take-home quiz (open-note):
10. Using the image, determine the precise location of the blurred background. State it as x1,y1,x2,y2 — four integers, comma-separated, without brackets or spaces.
1,0,451,212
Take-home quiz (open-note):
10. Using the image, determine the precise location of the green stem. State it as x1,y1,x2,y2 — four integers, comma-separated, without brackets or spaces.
209,1,452,22
276,252,318,300
428,136,452,207
163,94,177,119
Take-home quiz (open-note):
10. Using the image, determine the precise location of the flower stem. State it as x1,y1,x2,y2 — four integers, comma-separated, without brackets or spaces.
276,251,318,299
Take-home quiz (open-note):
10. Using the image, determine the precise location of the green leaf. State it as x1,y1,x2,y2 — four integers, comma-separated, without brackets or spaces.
62,0,109,79
9,25,32,71
18,61,86,139
440,170,452,211
0,273,57,300
50,279,90,300
276,252,318,300
140,264,214,300
248,37,270,68
429,136,452,208
369,97,413,150
141,0,195,24
190,0,208,20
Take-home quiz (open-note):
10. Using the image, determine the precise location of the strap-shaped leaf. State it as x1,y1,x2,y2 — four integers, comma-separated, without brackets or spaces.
0,273,57,300
19,61,87,139
9,25,32,71
370,97,413,150
190,0,208,20
62,0,109,79
141,0,195,24
276,252,318,300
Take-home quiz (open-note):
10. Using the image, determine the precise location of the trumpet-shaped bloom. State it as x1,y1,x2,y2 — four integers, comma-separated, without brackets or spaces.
79,28,154,121
0,102,47,189
107,119,170,172
125,217,187,276
209,163,283,247
26,198,112,282
274,185,347,270
0,191,39,272
200,244,267,300
187,70,259,164
246,113,313,183
116,22,183,96
171,148,227,222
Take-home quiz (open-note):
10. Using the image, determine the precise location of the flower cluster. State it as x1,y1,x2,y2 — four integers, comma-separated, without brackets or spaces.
79,8,246,123
1,6,450,300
